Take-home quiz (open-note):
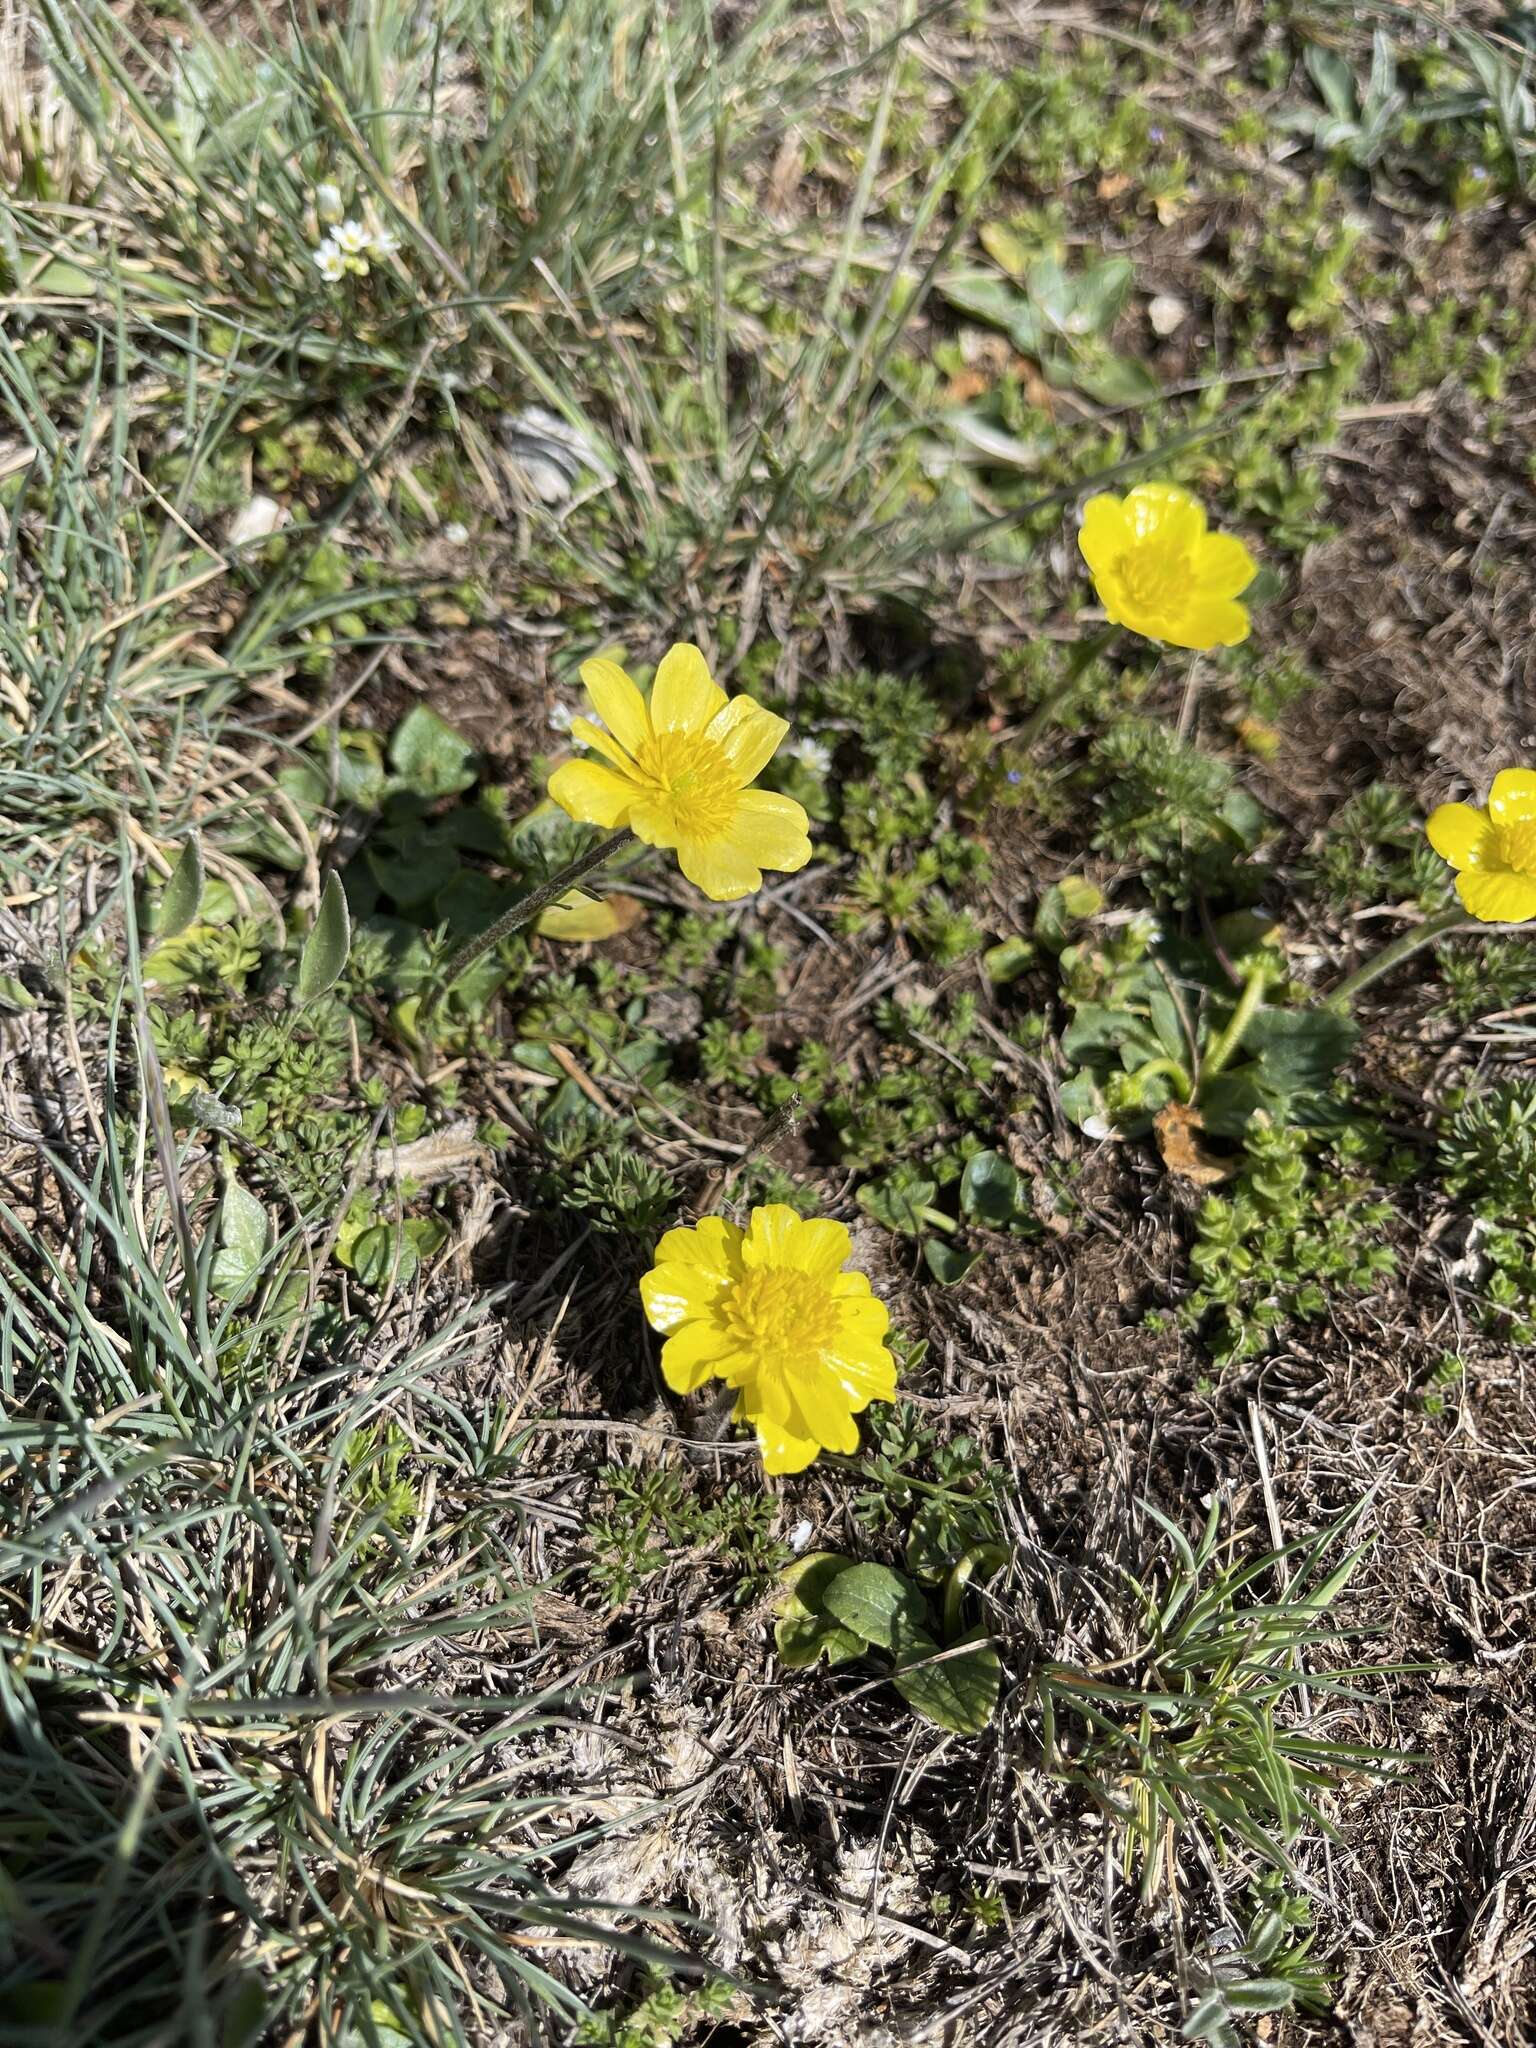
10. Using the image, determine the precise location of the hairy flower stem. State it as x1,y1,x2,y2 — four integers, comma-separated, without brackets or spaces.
1131,1056,1194,1103
425,829,633,1024
1328,905,1473,1007
1019,626,1119,746
1201,961,1268,1081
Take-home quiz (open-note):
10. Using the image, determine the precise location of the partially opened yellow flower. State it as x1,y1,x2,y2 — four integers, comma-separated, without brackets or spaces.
1079,483,1257,650
640,1205,896,1474
1426,769,1536,922
547,645,812,902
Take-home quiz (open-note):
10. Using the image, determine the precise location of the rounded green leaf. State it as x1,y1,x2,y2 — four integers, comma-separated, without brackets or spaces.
297,872,351,1004
892,1634,1002,1736
158,835,206,942
821,1563,928,1652
959,1150,1022,1229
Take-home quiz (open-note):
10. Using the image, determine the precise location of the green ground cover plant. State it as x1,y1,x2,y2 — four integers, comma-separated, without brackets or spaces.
6,2,1536,2043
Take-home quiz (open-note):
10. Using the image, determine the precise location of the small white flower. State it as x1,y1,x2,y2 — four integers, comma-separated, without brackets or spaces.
788,736,832,775
365,221,400,261
332,218,371,256
442,521,469,544
313,239,346,283
316,182,344,224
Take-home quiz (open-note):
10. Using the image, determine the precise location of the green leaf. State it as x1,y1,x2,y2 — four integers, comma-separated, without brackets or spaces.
892,1629,1002,1735
1243,1007,1358,1099
1304,42,1359,122
776,1611,867,1669
924,1238,983,1286
1149,987,1189,1066
905,1499,974,1584
297,873,351,1004
857,1165,937,1236
959,1149,1023,1229
1223,1979,1300,2016
983,933,1035,983
774,1552,865,1668
938,271,1045,353
388,705,477,798
0,973,36,1013
821,1563,929,1651
349,1223,407,1291
366,838,460,910
210,1176,269,1300
158,835,205,942
976,220,1032,277
220,1973,268,2048
1071,255,1135,335
1073,354,1161,406
1035,877,1101,949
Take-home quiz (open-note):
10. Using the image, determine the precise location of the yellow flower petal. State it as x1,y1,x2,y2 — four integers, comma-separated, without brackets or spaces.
672,835,764,902
838,1294,891,1344
740,1205,811,1270
659,1321,734,1394
727,790,813,871
650,643,728,734
547,759,638,829
746,1211,851,1278
783,1365,861,1454
1164,596,1250,651
708,696,789,784
1078,494,1132,576
1425,802,1493,871
1487,769,1536,827
653,1215,745,1275
579,657,651,756
1124,481,1206,546
823,1338,897,1410
640,1257,733,1334
535,889,635,942
752,1412,822,1474
1456,868,1536,923
570,715,639,773
1191,532,1258,600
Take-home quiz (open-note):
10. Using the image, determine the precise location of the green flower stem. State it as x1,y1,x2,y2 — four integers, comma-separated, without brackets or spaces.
1130,1056,1194,1102
425,828,633,1022
1200,960,1268,1081
1019,625,1119,746
942,1543,1009,1642
1328,904,1472,1007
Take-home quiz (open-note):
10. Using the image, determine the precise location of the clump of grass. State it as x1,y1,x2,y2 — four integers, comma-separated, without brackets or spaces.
0,917,701,2040
1035,1496,1405,1900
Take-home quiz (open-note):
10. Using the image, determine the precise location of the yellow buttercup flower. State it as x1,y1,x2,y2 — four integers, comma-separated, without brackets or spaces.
639,1206,896,1475
1078,483,1257,650
1426,769,1536,922
547,645,813,903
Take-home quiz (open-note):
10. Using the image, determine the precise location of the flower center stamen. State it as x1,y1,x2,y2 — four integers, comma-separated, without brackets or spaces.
635,729,739,838
1495,817,1536,876
1117,542,1190,617
723,1267,840,1363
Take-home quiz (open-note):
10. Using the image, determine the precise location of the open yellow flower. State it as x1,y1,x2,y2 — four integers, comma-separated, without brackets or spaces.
547,645,812,902
1078,483,1257,650
1426,769,1536,922
640,1205,896,1474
